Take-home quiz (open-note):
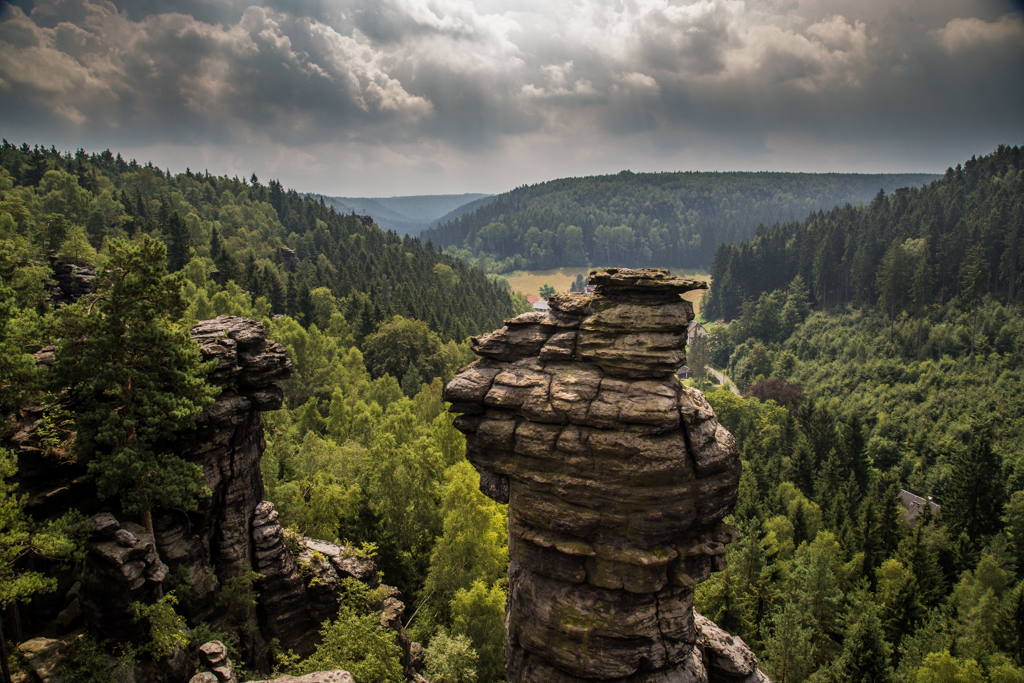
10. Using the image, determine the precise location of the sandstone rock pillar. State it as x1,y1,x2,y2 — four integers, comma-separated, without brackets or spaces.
445,268,743,683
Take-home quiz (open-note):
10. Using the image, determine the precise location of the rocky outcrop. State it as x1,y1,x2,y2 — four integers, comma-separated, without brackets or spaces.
250,674,355,683
49,262,96,307
695,615,771,683
190,640,238,683
188,638,357,683
78,513,169,644
9,316,417,681
445,268,765,683
249,500,408,662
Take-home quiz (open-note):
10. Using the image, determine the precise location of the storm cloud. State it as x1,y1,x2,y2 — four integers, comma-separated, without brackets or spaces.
1,0,1022,194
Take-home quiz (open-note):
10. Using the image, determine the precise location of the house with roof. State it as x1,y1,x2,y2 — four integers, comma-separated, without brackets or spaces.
898,490,941,528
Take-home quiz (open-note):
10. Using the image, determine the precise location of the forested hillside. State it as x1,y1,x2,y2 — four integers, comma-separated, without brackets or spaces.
0,140,518,680
689,146,1024,682
420,170,938,272
0,140,516,342
704,145,1024,322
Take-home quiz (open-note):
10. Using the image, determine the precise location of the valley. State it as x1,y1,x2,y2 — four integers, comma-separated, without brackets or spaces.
1,141,1022,683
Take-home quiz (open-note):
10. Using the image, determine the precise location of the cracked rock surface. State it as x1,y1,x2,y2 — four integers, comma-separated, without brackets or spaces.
446,268,769,683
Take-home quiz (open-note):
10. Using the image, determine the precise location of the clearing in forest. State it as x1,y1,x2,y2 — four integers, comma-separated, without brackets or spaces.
505,268,711,315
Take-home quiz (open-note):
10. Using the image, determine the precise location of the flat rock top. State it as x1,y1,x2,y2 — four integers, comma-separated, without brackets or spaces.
190,315,268,349
588,268,707,295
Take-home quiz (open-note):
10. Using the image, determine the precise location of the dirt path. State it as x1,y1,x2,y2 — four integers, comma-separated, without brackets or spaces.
705,365,740,396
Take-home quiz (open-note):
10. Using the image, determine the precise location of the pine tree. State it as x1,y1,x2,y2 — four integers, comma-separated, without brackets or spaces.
53,237,219,535
401,361,424,398
1,449,78,683
824,600,894,683
944,427,1005,544
0,274,37,413
165,209,190,272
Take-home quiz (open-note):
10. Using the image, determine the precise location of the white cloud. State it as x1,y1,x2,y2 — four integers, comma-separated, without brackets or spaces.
933,14,1024,53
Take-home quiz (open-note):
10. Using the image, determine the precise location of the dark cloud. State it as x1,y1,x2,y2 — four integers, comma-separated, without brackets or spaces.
1,0,1022,195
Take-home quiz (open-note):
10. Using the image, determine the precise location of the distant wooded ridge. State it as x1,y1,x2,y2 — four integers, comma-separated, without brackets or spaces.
419,170,941,273
316,193,494,235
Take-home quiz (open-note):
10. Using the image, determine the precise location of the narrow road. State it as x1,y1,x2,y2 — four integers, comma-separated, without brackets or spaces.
704,365,740,397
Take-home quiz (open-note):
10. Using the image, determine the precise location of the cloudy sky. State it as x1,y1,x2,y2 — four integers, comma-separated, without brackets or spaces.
1,0,1022,196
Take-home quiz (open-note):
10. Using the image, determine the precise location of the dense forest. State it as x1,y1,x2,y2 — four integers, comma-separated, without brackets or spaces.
0,140,516,681
703,145,1024,322
0,140,518,344
690,146,1024,682
3,139,1023,683
419,170,938,272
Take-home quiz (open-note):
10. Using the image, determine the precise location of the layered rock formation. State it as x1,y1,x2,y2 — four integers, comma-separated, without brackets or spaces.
445,268,759,683
10,316,418,681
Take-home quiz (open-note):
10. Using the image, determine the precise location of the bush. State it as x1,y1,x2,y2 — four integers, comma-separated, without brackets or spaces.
290,579,403,683
424,632,479,683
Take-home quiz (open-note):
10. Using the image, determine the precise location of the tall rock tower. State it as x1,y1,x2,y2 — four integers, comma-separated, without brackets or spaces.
444,268,748,683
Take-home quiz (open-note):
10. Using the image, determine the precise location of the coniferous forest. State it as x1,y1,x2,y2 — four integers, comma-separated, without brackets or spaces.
692,145,1024,683
2,140,1023,683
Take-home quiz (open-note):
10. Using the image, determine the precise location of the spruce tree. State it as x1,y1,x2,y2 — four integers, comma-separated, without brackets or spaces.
911,247,935,359
945,427,1005,544
824,599,894,683
54,237,219,535
165,209,190,272
401,361,424,398
762,602,815,683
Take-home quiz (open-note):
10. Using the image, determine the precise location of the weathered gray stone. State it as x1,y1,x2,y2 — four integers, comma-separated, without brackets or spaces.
445,268,757,683
588,267,707,296
55,597,82,632
696,613,771,683
18,637,63,683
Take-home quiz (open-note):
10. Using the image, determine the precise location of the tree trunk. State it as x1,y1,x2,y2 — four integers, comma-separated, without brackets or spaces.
3,605,19,646
0,620,12,683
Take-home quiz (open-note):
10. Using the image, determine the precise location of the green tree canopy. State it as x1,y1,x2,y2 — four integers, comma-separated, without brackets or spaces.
362,315,448,384
54,237,219,534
